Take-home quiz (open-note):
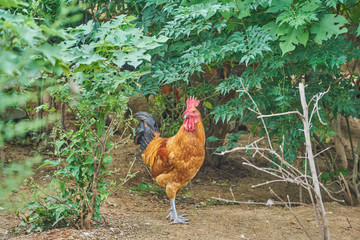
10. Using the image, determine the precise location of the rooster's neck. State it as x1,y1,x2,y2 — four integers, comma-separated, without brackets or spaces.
176,120,205,145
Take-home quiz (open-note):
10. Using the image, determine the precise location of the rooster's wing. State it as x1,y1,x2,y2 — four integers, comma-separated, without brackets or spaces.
142,137,174,178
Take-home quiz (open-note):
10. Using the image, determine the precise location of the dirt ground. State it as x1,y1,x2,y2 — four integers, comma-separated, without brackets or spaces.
1,139,360,240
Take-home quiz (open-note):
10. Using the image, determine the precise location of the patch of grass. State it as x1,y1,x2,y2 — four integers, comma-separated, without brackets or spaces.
130,181,166,197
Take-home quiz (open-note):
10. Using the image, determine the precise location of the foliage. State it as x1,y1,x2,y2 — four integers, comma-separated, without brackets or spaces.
0,157,41,211
21,118,118,231
149,93,184,136
130,180,190,199
2,0,360,234
130,181,167,197
320,167,349,184
23,0,129,24
21,0,82,27
0,0,69,210
18,15,166,231
129,0,360,168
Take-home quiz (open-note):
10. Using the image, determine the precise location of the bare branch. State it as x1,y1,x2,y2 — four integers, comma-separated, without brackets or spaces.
247,107,258,114
238,78,273,150
340,172,354,206
258,111,304,119
299,83,330,239
308,87,330,125
313,146,332,158
211,197,309,206
220,81,335,239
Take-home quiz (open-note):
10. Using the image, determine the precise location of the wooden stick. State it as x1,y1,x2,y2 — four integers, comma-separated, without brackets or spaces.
340,172,354,206
211,197,309,206
299,83,330,240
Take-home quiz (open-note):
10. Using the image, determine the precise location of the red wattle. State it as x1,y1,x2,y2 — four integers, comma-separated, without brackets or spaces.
183,118,195,131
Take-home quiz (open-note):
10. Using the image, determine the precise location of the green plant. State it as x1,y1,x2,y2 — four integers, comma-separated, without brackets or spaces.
128,0,360,171
321,167,349,184
0,0,69,210
19,14,167,231
130,181,167,197
130,180,190,198
17,178,77,233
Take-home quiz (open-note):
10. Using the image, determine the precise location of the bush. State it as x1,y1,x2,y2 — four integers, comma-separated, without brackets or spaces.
0,0,68,211
18,14,167,231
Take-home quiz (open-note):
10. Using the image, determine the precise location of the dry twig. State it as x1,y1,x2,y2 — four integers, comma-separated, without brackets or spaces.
211,197,309,207
217,82,334,240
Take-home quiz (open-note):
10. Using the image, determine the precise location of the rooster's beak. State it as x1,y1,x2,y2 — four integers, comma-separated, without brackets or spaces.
184,114,189,119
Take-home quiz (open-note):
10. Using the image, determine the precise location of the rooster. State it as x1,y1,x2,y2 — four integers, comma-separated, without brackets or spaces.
133,96,205,224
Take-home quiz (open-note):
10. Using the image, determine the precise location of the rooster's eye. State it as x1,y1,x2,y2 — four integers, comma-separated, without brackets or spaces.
192,111,195,113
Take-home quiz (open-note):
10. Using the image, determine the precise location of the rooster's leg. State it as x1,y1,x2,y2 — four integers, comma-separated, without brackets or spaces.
166,199,189,224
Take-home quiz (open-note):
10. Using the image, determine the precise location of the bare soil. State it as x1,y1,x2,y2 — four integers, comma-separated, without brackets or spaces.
1,139,360,240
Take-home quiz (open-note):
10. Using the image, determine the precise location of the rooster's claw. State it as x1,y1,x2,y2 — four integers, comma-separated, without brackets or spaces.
171,215,189,224
167,199,189,224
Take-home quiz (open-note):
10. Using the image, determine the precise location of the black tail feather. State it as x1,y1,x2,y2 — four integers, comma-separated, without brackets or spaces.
133,112,160,152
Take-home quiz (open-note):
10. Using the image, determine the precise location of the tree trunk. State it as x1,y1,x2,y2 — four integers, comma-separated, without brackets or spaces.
331,114,348,169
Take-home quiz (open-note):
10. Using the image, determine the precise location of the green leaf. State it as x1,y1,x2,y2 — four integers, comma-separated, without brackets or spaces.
311,14,348,44
103,155,112,165
156,35,169,43
236,0,251,19
227,141,237,149
227,133,240,141
262,21,278,40
219,2,237,20
53,208,65,226
0,0,28,9
139,63,151,75
40,25,68,39
83,157,94,165
112,51,127,67
207,136,219,142
0,50,18,75
278,25,308,55
38,159,61,168
181,0,215,6
127,55,143,68
215,146,226,152
76,54,106,65
113,49,149,68
266,0,292,13
70,165,80,179
125,15,137,24
204,101,213,109
38,44,63,66
55,140,66,153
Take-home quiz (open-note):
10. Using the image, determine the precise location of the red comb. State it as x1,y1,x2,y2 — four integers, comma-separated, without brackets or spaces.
186,96,200,109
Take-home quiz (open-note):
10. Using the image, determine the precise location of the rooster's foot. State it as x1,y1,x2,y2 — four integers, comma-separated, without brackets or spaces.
166,213,187,220
170,214,189,224
167,199,189,224
166,212,173,220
